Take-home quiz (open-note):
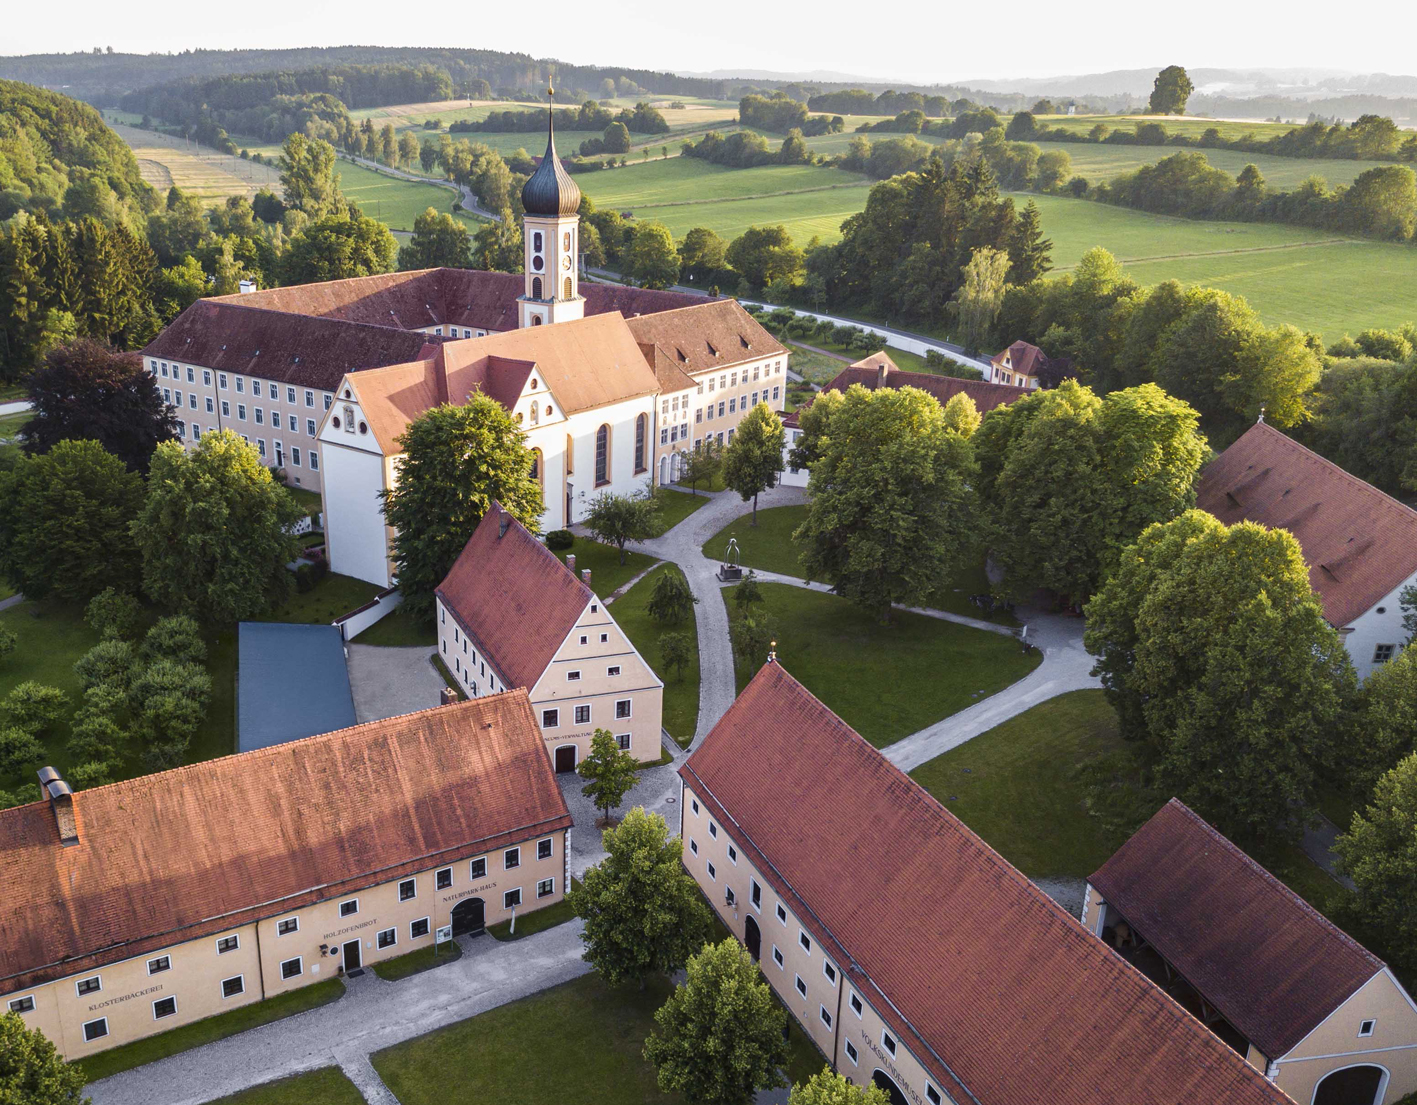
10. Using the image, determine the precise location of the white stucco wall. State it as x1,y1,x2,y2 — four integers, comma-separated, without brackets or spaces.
1342,569,1417,681
321,443,393,587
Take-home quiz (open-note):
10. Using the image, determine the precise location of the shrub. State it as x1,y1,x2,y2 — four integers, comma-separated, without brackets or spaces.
140,616,206,666
74,639,138,690
67,759,117,790
0,726,46,775
4,682,68,735
132,659,211,770
545,529,575,551
85,588,144,640
0,625,15,665
67,712,124,764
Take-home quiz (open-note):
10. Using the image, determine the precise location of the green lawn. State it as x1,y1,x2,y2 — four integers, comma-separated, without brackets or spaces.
653,488,710,535
730,584,1039,747
582,157,867,210
334,160,485,233
555,538,657,599
488,878,581,940
610,565,700,747
76,980,345,1083
351,606,436,647
0,410,28,441
370,938,463,981
286,486,323,516
259,573,381,625
203,1068,365,1105
909,690,1344,913
782,342,848,386
0,382,28,402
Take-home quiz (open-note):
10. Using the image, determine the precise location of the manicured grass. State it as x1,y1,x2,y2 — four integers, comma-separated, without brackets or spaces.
286,486,323,516
431,654,467,700
730,584,1040,747
610,565,700,747
76,979,345,1083
194,629,239,766
0,382,28,401
351,606,436,647
488,878,581,940
674,472,727,494
782,341,847,386
259,572,381,625
334,160,484,233
555,538,657,599
701,503,810,577
653,488,710,535
582,157,867,210
370,938,463,981
373,972,681,1105
0,410,28,441
204,1068,366,1105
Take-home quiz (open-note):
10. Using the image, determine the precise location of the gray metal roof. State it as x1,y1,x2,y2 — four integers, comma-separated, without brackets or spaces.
237,622,357,752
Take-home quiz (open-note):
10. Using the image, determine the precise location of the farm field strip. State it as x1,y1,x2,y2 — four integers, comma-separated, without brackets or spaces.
111,122,281,205
1032,141,1385,189
332,161,485,232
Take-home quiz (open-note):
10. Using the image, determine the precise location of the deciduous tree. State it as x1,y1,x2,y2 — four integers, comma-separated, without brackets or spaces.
578,729,639,824
1148,66,1194,115
282,214,398,285
1347,645,1417,793
382,397,543,619
1336,754,1417,972
584,489,660,566
950,246,1011,354
279,133,346,220
567,807,713,988
940,391,981,437
643,938,789,1105
725,225,804,292
0,1008,89,1105
723,404,785,524
398,207,472,270
647,569,698,625
135,432,305,624
789,1069,890,1105
680,440,723,495
658,631,694,682
626,222,680,289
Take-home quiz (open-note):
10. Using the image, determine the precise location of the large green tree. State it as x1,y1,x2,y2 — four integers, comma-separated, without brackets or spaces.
1085,510,1356,840
1347,645,1417,793
23,340,179,472
722,403,785,524
950,246,1010,353
397,207,472,271
790,1070,890,1105
134,432,305,623
725,225,805,291
577,729,639,823
1335,754,1417,971
795,384,978,622
584,489,660,566
975,381,1208,602
567,807,713,989
282,214,397,285
0,439,144,604
0,1010,89,1105
626,222,681,289
643,938,788,1105
278,133,347,219
381,396,543,619
1148,66,1194,115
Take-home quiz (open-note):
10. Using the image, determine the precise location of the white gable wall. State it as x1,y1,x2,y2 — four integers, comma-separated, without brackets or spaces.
1342,569,1417,681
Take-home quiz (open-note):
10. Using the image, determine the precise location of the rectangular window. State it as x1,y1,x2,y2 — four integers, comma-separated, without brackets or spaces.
773,386,781,401
850,992,863,1017
253,381,263,397
750,879,762,909
772,946,784,967
542,709,559,728
307,419,316,436
607,665,621,676
1375,644,1397,663
305,390,314,407
309,451,317,471
691,799,699,815
218,373,228,390
616,699,632,719
566,669,581,682
436,867,453,889
727,844,738,864
823,960,837,985
324,394,333,410
83,1018,108,1042
707,861,716,881
411,917,431,939
277,917,298,936
718,401,725,418
776,903,787,925
189,393,197,409
795,975,807,998
820,1005,832,1028
600,633,609,643
235,376,244,393
339,899,358,917
729,398,737,414
8,996,35,1014
291,447,301,467
287,387,296,404
504,847,520,870
222,976,245,999
709,821,717,838
255,408,264,425
470,857,487,879
221,400,230,418
926,1085,942,1105
799,931,812,954
845,1040,859,1065
617,733,631,751
538,877,555,898
280,957,302,980
503,888,522,909
1360,1019,1377,1037
726,885,737,906
237,404,246,421
882,1031,896,1056
690,838,698,855
147,956,171,975
289,414,297,431
206,397,214,413
399,878,416,901
217,935,240,954
574,704,591,725
538,837,553,860
377,928,396,949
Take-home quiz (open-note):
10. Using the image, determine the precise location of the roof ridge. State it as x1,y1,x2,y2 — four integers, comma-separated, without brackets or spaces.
1247,422,1417,529
1161,798,1384,970
189,298,438,339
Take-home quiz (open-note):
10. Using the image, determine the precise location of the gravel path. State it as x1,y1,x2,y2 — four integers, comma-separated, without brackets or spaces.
345,644,444,724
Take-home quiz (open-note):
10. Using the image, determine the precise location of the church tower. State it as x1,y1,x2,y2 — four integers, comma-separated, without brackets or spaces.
518,89,583,328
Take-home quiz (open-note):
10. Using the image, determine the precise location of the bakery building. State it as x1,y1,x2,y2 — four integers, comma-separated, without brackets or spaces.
0,692,571,1061
1086,799,1417,1105
435,504,663,770
678,661,1294,1105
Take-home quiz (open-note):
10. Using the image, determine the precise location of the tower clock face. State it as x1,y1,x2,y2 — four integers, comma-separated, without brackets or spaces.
562,255,572,271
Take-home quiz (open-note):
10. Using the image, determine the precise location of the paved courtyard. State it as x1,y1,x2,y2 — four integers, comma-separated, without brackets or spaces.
346,644,445,724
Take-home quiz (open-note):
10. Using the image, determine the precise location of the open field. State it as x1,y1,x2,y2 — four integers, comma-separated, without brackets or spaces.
112,122,281,205
333,160,485,232
1038,113,1312,142
581,157,867,211
1033,141,1386,189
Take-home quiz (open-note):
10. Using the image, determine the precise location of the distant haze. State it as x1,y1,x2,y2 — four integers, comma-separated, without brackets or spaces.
5,0,1415,87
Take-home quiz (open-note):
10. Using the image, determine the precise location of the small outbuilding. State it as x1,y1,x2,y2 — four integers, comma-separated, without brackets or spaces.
237,622,357,752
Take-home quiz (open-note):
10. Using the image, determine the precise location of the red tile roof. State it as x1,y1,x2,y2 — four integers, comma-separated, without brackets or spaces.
681,664,1295,1105
625,298,785,375
1089,799,1383,1058
992,339,1048,379
821,360,1031,414
435,506,592,692
1194,421,1417,627
0,693,570,993
141,300,444,391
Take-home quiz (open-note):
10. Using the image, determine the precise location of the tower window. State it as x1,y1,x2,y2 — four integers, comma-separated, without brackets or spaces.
532,276,543,300
533,231,543,251
563,231,571,251
564,276,573,299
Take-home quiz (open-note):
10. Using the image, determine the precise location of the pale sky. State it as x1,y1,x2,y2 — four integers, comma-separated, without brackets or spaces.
3,0,1409,85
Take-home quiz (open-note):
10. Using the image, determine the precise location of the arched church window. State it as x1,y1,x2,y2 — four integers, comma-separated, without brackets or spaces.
563,277,573,300
532,277,542,300
634,413,647,473
595,424,610,486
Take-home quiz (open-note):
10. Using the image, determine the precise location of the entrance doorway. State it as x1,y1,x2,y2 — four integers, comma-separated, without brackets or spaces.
872,1071,908,1105
554,744,578,773
342,938,361,972
1313,1065,1386,1105
451,896,485,937
744,916,761,962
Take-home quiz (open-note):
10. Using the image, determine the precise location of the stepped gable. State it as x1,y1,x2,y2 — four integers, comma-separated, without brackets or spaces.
1195,421,1417,626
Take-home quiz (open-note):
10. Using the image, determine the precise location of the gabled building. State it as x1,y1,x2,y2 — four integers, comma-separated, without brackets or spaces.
436,505,662,770
1195,421,1417,678
678,661,1295,1105
1085,799,1417,1105
989,339,1070,390
0,693,572,1060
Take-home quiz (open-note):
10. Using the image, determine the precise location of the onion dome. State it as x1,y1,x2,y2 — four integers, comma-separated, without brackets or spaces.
520,88,581,217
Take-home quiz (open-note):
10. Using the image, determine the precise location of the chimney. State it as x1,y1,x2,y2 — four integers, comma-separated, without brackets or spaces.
566,553,576,574
498,510,510,538
440,686,459,706
581,569,592,586
238,279,257,294
876,362,889,389
38,767,79,847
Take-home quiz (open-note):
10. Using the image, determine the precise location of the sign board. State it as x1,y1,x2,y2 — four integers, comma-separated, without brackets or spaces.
436,925,452,943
